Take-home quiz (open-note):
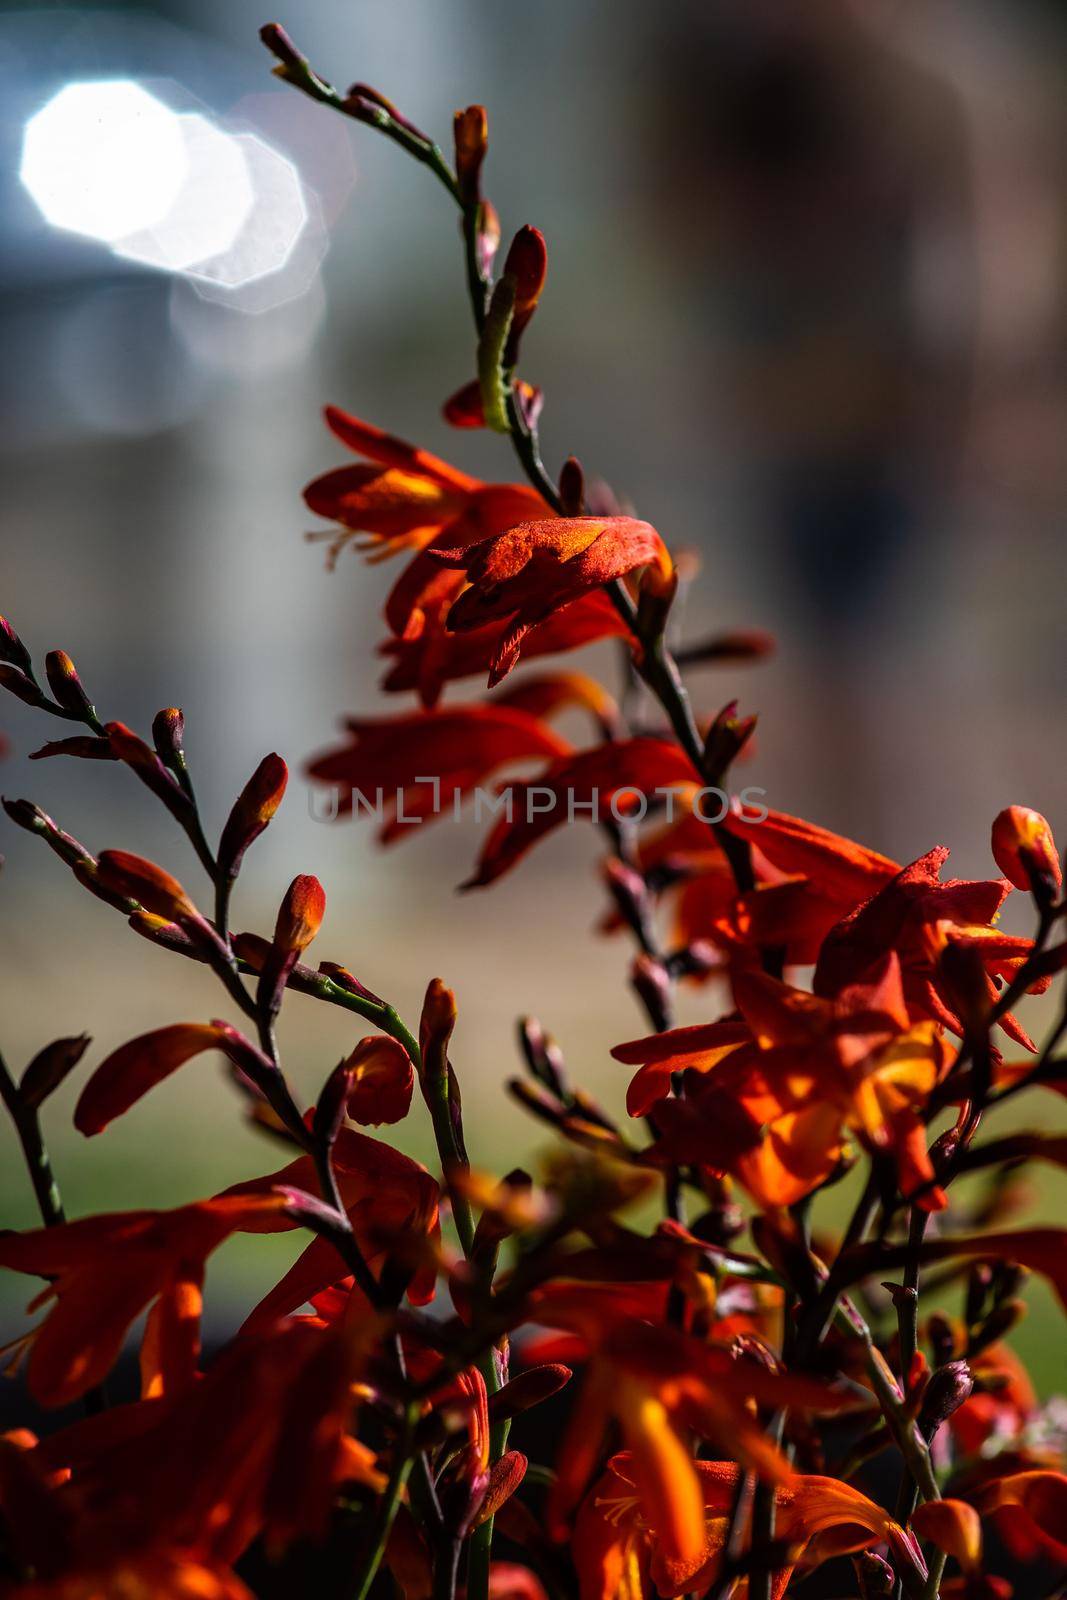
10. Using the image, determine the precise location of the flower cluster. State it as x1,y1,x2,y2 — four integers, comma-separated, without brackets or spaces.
0,25,1065,1600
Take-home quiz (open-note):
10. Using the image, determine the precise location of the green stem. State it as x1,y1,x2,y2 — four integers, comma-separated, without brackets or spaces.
349,1400,420,1600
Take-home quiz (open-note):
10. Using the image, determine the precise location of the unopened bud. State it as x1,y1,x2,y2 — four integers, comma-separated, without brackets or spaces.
0,663,44,707
96,849,199,925
453,105,487,206
917,1359,974,1439
853,1551,895,1596
419,978,457,1094
517,1016,567,1099
0,616,33,676
702,701,757,785
217,753,288,881
559,456,584,515
472,1451,527,1528
992,805,1061,896
630,953,672,1033
19,1034,91,1111
273,874,326,956
501,225,547,366
487,1365,571,1426
152,708,186,770
675,629,777,668
44,651,95,721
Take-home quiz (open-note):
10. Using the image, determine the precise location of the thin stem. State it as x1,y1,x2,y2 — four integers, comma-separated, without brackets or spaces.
349,1400,420,1600
0,1050,65,1228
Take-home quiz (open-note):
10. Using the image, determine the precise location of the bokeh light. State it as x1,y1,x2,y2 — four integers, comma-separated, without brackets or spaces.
19,79,188,244
112,111,255,274
20,78,316,307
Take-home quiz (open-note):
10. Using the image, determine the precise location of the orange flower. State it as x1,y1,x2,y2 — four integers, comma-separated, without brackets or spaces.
814,846,1044,1050
430,517,672,684
304,405,480,561
573,1454,922,1600
971,1469,1067,1566
0,1193,286,1405
378,588,629,708
637,804,899,972
465,737,698,888
307,703,572,841
342,1035,415,1125
304,406,551,642
530,1291,850,1569
225,1126,442,1320
21,1317,383,1576
626,954,952,1209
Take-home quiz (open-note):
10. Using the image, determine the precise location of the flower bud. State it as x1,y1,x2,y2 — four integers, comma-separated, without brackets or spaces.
419,977,457,1095
675,628,777,667
342,1035,415,1126
917,1359,974,1439
453,105,487,206
217,753,289,882
0,663,44,707
152,708,186,770
273,874,326,955
702,701,757,785
43,651,95,721
317,962,384,1006
853,1552,895,1597
967,1297,1027,1358
96,850,199,925
517,1016,567,1099
558,456,584,516
19,1034,91,1111
501,225,547,366
0,616,33,676
992,805,1061,897
630,953,672,1034
472,1451,527,1528
486,1366,571,1426
257,875,327,1022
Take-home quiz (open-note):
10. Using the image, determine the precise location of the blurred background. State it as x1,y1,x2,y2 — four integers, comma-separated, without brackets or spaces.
1,0,1066,1391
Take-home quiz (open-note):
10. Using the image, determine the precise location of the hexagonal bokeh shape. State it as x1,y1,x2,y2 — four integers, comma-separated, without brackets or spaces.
20,79,188,244
112,112,256,274
184,132,309,293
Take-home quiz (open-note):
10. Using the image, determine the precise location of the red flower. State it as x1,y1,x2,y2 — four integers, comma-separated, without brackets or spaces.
307,703,572,840
225,1126,441,1320
814,847,1045,1049
573,1454,922,1600
378,588,628,709
0,1194,286,1405
971,1469,1067,1566
529,1291,850,1569
465,737,698,888
624,954,952,1209
430,516,672,684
